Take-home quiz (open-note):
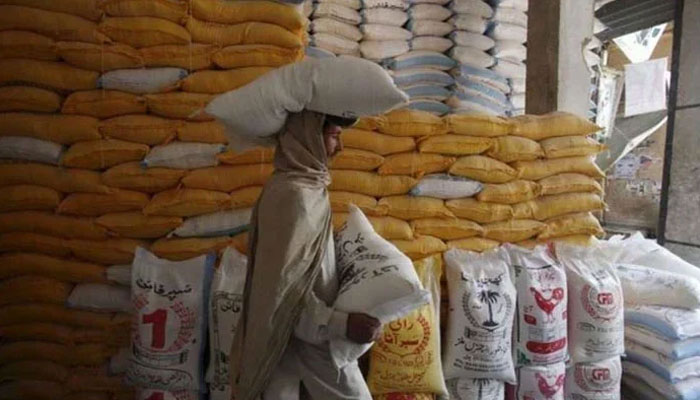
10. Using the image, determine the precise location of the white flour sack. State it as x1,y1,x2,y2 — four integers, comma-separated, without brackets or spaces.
207,247,247,397
410,174,483,199
557,243,624,362
171,209,252,238
447,378,505,400
143,142,226,169
625,305,700,341
505,244,568,366
98,68,188,94
625,323,700,361
616,263,700,309
0,136,63,165
127,247,215,392
443,248,517,382
624,338,700,382
512,363,566,400
331,205,430,368
67,283,132,312
565,357,622,400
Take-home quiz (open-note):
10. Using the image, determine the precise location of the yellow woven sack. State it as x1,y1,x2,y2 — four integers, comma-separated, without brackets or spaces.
378,196,454,220
191,0,307,31
62,90,147,119
487,135,544,163
378,153,454,177
144,188,230,217
329,170,417,197
0,232,71,257
0,304,123,328
0,163,110,193
182,164,274,192
0,6,107,43
178,121,228,144
67,238,146,264
0,211,108,240
368,254,447,395
0,185,61,212
102,162,186,193
0,113,100,145
449,155,517,183
96,212,183,239
0,276,73,306
330,149,384,171
476,180,542,204
186,17,305,49
483,219,546,242
218,147,276,165
213,45,303,68
391,236,447,260
151,236,231,261
539,173,603,196
58,190,149,217
0,0,103,21
140,44,217,71
0,341,111,366
230,186,263,209
0,361,70,382
332,213,413,240
99,17,191,48
550,235,598,247
445,198,513,223
100,115,180,145
341,128,416,155
447,237,500,252
182,67,274,94
62,139,149,170
513,156,605,180
0,30,57,61
512,111,602,140
378,109,446,137
446,114,513,137
329,191,387,216
101,0,188,23
0,253,106,283
57,42,143,72
513,193,605,221
418,135,492,155
145,92,215,120
354,116,383,131
411,218,483,240
538,212,604,240
541,136,607,159
0,59,98,91
0,86,61,113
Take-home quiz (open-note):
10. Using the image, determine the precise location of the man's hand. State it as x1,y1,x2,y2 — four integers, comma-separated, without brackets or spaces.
346,313,382,344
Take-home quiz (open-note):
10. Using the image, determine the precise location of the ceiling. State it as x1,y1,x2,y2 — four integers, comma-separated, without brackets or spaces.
595,0,677,41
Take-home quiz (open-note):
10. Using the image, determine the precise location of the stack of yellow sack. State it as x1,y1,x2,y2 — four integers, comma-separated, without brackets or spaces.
0,0,305,398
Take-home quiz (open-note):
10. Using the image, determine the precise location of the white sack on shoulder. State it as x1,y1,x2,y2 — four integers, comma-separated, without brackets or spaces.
514,363,566,400
0,136,63,165
67,283,132,312
443,248,517,382
172,209,252,238
565,357,622,400
143,142,225,169
447,378,504,400
410,174,483,199
331,205,430,368
616,263,700,309
99,68,187,94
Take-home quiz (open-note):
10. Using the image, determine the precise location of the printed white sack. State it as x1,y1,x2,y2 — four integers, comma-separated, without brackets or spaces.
492,59,527,79
363,0,410,9
318,0,362,10
361,24,413,41
67,283,132,312
505,244,568,366
407,20,453,37
558,243,624,362
616,263,700,309
450,15,488,34
625,338,700,382
136,389,201,400
107,264,132,286
311,33,361,55
98,68,188,94
331,205,430,368
0,136,63,165
410,174,483,199
493,8,528,28
451,31,495,50
127,247,214,391
625,305,700,341
143,142,225,169
492,40,528,62
450,46,496,69
313,3,362,24
207,248,247,394
360,40,411,60
513,363,566,400
626,324,700,361
487,22,528,43
171,209,252,238
311,18,363,41
565,357,622,400
361,8,409,26
443,248,517,382
450,0,494,17
447,378,504,400
410,36,454,52
409,4,452,21
622,361,700,400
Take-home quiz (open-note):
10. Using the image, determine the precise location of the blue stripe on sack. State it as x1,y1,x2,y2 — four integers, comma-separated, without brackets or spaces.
406,101,451,115
393,71,455,87
386,53,457,70
453,91,511,115
625,311,684,340
403,85,451,99
455,79,509,104
457,64,510,88
624,351,676,383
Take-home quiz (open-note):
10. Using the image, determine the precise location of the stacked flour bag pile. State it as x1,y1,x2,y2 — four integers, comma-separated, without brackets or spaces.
556,242,625,400
359,0,412,63
0,0,305,398
603,234,700,400
310,0,363,56
487,0,528,115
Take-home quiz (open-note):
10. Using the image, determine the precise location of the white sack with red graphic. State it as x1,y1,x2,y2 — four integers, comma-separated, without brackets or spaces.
513,363,566,400
447,378,505,400
443,248,517,382
127,247,215,392
565,357,622,400
136,388,202,400
557,243,624,362
505,244,568,366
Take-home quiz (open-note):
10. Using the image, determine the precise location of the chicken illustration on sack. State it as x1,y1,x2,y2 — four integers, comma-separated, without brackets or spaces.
505,245,568,366
509,363,566,400
564,357,622,400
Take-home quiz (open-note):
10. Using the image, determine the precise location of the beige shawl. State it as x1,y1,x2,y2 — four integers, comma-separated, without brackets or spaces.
230,111,333,400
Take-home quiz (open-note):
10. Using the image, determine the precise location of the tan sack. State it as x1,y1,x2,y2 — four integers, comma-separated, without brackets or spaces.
538,173,603,196
329,170,417,197
213,45,303,69
0,6,107,43
418,135,492,155
538,212,604,240
145,92,215,120
102,162,186,193
0,30,57,61
0,59,98,91
140,44,216,71
61,139,149,170
482,219,546,242
58,190,149,217
178,121,228,144
230,186,263,209
62,90,146,119
0,276,73,306
56,42,143,71
330,149,384,171
411,218,483,240
512,111,602,140
512,193,605,221
0,211,108,240
378,153,454,177
0,163,110,193
0,86,61,113
0,0,103,21
449,155,517,183
0,185,61,212
182,164,274,192
541,135,607,159
181,67,274,94
67,238,146,264
218,147,276,165
378,109,446,137
0,253,106,283
487,135,544,163
0,304,126,328
96,212,182,239
99,16,191,48
144,188,231,217
101,0,188,23
100,115,181,145
476,180,541,204
378,196,454,219
186,17,305,49
446,114,513,137
332,213,413,240
447,237,500,252
150,236,231,261
341,128,416,155
329,191,388,216
0,233,71,257
191,0,307,31
512,156,605,180
445,198,513,223
391,235,447,260
0,113,100,145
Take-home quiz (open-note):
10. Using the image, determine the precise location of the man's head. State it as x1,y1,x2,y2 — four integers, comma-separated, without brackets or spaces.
323,115,357,158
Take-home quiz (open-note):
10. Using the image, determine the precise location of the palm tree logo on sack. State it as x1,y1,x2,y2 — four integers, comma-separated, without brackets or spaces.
461,272,514,333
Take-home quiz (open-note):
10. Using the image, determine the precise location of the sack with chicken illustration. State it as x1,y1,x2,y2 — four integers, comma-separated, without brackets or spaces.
443,248,517,382
504,244,568,366
564,357,622,400
510,363,565,400
447,378,505,400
